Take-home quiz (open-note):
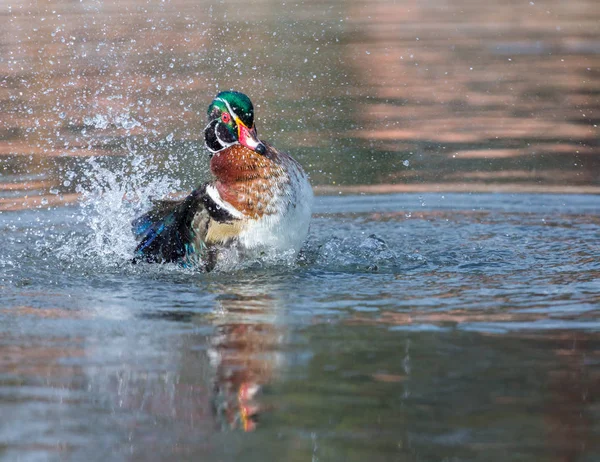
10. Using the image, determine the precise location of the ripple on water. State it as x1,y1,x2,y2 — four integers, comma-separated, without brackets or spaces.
1,192,600,462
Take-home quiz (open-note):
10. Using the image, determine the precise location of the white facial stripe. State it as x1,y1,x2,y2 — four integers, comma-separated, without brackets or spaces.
204,120,237,153
215,97,240,122
204,120,221,153
205,144,220,154
206,185,244,219
214,122,236,150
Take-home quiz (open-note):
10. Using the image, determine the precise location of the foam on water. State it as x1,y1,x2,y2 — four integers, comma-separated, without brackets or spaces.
301,233,399,273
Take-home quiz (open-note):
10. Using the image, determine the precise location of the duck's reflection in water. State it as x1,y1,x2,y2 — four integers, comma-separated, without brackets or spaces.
208,287,285,432
81,280,286,441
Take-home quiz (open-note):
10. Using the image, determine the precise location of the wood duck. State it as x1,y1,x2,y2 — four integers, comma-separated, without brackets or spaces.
132,91,313,271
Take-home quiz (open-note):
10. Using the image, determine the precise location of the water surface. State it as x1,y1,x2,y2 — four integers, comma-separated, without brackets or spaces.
1,192,599,461
1,0,600,460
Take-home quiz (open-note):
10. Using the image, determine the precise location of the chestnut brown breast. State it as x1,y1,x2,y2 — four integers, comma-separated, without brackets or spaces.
210,144,287,219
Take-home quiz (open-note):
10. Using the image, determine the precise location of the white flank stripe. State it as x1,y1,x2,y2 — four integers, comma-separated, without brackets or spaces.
206,185,244,219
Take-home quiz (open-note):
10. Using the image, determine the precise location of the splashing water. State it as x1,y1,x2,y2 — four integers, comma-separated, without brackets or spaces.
301,233,398,273
52,148,309,273
55,150,182,269
54,157,401,274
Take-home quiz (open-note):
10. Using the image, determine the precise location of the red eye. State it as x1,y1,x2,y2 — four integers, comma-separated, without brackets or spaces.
221,112,231,123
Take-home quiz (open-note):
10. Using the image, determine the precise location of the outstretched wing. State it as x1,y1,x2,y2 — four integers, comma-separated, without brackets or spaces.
132,183,246,270
132,185,209,266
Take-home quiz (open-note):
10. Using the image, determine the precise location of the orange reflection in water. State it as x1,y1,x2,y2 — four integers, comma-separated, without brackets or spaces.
208,287,285,431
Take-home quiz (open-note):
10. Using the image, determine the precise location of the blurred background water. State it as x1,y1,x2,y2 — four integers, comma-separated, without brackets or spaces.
1,0,599,202
1,0,600,461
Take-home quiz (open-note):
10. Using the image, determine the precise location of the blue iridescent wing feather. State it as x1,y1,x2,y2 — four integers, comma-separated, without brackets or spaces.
132,187,207,264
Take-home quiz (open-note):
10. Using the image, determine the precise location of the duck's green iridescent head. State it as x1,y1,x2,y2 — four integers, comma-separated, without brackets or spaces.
204,91,266,155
